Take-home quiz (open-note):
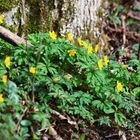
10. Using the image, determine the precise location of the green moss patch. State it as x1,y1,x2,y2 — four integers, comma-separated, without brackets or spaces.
0,0,19,12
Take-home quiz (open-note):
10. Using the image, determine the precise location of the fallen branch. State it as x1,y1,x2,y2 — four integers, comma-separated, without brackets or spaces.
127,12,140,21
105,133,119,139
0,26,32,46
39,109,76,139
39,126,64,140
52,110,76,125
49,126,64,140
119,130,127,140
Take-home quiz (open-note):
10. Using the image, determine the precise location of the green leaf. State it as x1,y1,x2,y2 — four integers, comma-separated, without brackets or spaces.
132,5,140,11
92,100,101,107
86,72,93,83
79,134,85,140
113,16,121,25
41,118,50,129
103,107,115,114
0,67,6,76
48,67,57,74
126,18,134,25
8,81,19,103
119,50,126,56
98,116,111,126
132,44,139,51
116,5,124,13
32,114,42,122
8,80,17,94
94,70,106,83
33,134,39,140
132,87,140,97
37,62,48,74
115,112,126,126
20,127,29,136
21,120,32,126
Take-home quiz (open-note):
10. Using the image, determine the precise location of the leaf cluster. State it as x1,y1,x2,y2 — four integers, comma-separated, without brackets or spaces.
0,33,139,138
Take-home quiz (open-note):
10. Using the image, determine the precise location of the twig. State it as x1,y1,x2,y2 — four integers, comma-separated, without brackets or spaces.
30,125,35,139
121,15,126,50
119,130,127,140
49,126,64,140
39,126,64,140
31,75,35,102
105,26,140,42
105,133,119,138
138,45,140,60
127,12,140,21
52,110,76,125
15,107,28,132
39,110,76,140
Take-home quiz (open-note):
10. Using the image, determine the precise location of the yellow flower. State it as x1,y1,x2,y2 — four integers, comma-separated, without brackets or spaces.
49,31,57,40
95,44,100,53
83,41,88,48
121,64,128,69
0,15,4,24
87,46,93,54
53,77,59,82
116,81,123,92
97,59,103,70
2,75,7,84
77,38,83,46
29,67,37,74
67,49,77,56
104,55,109,65
5,56,11,68
67,32,73,41
0,94,4,103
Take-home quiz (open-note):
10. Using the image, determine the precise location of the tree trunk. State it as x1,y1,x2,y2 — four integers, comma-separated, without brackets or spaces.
1,0,102,37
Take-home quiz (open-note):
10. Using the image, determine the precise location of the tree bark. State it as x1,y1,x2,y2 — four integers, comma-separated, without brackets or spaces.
1,0,103,37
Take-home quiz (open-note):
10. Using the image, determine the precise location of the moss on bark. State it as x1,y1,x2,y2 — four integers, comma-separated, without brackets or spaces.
25,0,54,33
0,0,19,12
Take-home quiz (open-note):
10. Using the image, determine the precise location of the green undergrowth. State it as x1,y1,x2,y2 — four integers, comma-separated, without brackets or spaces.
0,32,139,139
